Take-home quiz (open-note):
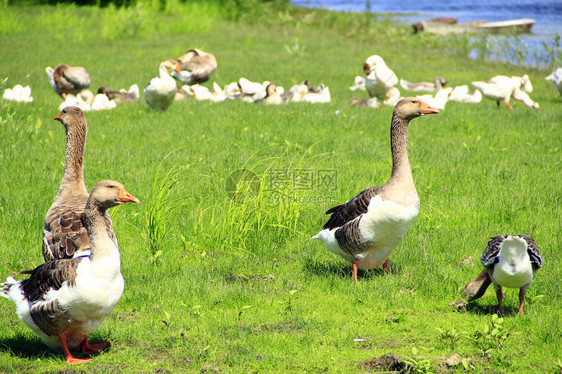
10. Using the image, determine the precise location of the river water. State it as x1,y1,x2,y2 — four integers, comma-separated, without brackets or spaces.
292,0,562,68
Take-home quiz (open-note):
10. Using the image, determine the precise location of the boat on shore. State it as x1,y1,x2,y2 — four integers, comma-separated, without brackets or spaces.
415,18,536,35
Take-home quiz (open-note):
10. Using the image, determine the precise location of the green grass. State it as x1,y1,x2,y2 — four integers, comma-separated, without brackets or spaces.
0,3,561,373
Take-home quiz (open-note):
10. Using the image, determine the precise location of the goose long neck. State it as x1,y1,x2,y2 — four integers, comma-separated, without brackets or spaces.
57,124,87,197
389,115,414,187
82,201,117,261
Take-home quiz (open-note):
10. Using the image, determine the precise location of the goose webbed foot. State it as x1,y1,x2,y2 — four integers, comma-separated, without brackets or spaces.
59,334,92,365
79,336,111,354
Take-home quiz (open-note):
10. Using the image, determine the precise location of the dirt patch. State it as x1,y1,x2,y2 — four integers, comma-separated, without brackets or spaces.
360,353,410,372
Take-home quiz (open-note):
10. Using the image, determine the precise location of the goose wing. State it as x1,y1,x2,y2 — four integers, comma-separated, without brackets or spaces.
62,67,91,89
323,187,381,230
178,56,216,84
518,235,542,269
480,235,507,269
43,203,115,261
20,257,84,335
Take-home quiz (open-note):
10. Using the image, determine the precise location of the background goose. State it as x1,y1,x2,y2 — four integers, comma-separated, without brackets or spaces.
301,84,331,103
384,87,402,106
364,55,399,99
448,85,482,103
312,98,439,283
416,87,453,111
256,83,285,105
43,107,116,262
511,87,540,109
471,75,518,109
97,84,139,103
349,76,366,91
400,76,447,93
348,97,380,108
2,180,139,364
2,84,33,103
46,64,91,98
144,63,177,111
480,235,542,315
172,48,217,86
545,68,562,96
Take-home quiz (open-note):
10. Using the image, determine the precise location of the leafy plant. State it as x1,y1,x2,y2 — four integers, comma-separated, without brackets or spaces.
473,314,513,358
436,326,467,352
404,346,434,374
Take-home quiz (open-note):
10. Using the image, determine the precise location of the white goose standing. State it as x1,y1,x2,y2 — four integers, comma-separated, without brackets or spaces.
364,55,399,99
312,98,439,283
480,235,542,315
2,180,139,364
144,63,177,111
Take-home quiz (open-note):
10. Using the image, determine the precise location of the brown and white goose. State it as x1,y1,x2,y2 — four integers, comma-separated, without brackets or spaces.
46,64,91,98
464,235,542,315
2,180,139,365
312,98,439,283
43,107,115,262
172,48,217,86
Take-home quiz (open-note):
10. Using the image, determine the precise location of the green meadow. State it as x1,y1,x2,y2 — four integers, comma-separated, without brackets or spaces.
0,2,560,373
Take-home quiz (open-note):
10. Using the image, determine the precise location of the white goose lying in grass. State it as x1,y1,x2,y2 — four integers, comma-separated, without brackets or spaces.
312,98,439,283
2,180,139,364
348,97,380,108
480,235,542,315
384,87,402,106
349,76,366,91
448,85,482,103
97,84,140,103
400,76,447,93
364,55,399,99
545,68,562,96
144,63,177,111
256,83,285,105
416,87,453,111
3,84,33,103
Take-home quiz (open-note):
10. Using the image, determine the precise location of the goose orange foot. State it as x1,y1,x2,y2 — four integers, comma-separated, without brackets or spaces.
79,336,111,354
59,334,92,365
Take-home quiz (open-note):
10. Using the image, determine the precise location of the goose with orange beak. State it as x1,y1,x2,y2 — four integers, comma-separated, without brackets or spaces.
2,180,139,364
312,98,439,283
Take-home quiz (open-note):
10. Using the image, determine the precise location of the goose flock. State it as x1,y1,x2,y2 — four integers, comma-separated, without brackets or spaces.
351,55,548,111
0,49,555,365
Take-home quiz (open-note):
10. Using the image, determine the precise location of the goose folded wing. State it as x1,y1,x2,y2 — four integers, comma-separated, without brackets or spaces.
43,209,89,261
323,187,380,230
480,235,507,268
20,257,83,303
519,235,543,269
63,68,91,87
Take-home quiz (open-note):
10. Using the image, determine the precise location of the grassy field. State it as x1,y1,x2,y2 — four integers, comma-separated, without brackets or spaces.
0,3,561,373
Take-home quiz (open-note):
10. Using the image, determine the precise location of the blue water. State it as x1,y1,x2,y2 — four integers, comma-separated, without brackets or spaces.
292,0,562,67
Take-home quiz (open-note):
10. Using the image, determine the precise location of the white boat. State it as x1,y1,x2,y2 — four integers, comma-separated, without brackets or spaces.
420,18,535,35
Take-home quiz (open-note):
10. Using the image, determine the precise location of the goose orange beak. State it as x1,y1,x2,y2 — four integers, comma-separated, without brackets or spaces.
54,114,61,121
119,187,140,203
174,64,182,74
421,101,439,115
